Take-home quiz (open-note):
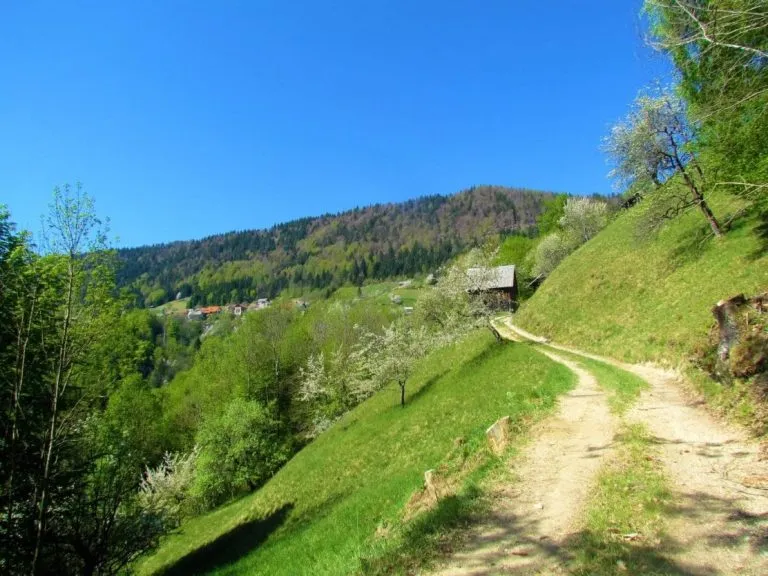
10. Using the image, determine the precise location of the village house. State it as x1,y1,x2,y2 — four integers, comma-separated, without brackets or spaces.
187,308,204,321
233,303,248,316
200,305,222,315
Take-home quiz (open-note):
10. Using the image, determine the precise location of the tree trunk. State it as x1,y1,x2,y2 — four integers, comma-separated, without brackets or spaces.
6,288,37,535
32,260,75,574
488,322,503,342
400,382,406,407
696,194,724,237
668,137,723,237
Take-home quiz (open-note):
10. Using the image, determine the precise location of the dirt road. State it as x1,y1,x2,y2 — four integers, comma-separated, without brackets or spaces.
428,321,768,575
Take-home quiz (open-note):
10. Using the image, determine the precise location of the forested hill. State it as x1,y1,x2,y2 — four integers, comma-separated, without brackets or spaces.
118,185,558,307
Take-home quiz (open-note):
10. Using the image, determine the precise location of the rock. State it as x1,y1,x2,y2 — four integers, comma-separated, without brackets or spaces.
424,469,440,504
486,416,511,454
533,503,544,510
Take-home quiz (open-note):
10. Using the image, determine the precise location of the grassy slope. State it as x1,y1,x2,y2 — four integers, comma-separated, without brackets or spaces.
140,332,574,576
515,194,768,365
151,297,191,315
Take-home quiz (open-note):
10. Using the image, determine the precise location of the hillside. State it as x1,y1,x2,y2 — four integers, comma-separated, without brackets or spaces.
139,332,574,575
515,193,768,365
118,186,557,307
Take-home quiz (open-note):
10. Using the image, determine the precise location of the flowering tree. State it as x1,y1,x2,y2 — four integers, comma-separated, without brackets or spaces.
350,320,440,407
559,198,609,244
605,88,723,236
417,248,506,342
139,449,200,527
298,349,358,437
529,234,571,280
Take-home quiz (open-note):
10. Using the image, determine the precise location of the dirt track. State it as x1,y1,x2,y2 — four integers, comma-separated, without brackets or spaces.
428,321,768,575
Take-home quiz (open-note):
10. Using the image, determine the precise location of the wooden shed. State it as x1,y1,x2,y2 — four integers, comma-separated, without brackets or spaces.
466,265,518,308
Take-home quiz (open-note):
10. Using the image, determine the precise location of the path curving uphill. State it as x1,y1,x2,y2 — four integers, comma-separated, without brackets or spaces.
429,336,616,575
501,319,768,576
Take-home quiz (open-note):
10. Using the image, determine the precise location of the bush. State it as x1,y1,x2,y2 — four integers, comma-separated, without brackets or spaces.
139,448,200,526
191,398,292,507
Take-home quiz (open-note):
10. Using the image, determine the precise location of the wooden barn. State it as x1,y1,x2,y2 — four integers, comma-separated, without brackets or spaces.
466,265,518,309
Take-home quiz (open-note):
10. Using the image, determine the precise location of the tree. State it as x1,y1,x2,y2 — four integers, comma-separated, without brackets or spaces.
1,189,171,575
192,398,291,507
529,234,572,280
558,197,609,244
645,1,768,69
298,349,358,437
32,184,116,572
644,1,768,203
536,194,568,235
417,248,507,342
605,88,724,236
493,235,536,300
350,319,438,407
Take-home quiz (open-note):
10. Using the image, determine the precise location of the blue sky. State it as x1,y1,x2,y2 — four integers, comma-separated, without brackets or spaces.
1,1,669,247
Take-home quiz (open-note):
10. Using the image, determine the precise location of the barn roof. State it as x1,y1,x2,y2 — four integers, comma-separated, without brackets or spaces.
467,265,516,290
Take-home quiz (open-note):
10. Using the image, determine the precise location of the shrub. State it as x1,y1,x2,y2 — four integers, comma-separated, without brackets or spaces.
191,398,292,507
139,448,200,526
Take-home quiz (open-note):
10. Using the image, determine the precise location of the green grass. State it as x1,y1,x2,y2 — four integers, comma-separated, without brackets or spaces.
151,297,190,315
538,346,648,415
138,332,575,576
516,194,768,365
567,423,677,575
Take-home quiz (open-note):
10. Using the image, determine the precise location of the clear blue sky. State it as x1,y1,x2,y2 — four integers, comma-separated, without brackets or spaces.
1,1,669,247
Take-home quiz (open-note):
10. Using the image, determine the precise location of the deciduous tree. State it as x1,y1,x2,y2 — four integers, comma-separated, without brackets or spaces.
605,88,723,236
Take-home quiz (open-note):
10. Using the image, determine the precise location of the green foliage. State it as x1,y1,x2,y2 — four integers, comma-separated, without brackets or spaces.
193,399,292,508
138,332,575,576
1,188,174,575
644,0,768,205
494,234,534,268
535,194,568,235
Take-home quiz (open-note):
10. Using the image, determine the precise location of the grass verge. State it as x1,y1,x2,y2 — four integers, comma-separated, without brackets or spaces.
535,345,649,415
139,332,574,576
567,423,675,575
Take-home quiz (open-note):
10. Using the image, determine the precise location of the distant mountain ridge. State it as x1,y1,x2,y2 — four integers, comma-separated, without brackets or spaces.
118,185,560,307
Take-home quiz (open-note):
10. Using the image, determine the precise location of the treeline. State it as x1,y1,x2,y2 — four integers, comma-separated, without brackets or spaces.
187,239,463,306
118,185,556,307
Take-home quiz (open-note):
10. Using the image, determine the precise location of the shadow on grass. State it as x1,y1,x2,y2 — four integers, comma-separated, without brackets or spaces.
362,486,706,576
406,339,508,409
360,459,766,575
563,531,702,576
407,370,450,405
157,503,294,576
748,205,768,261
360,484,486,575
667,220,714,270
